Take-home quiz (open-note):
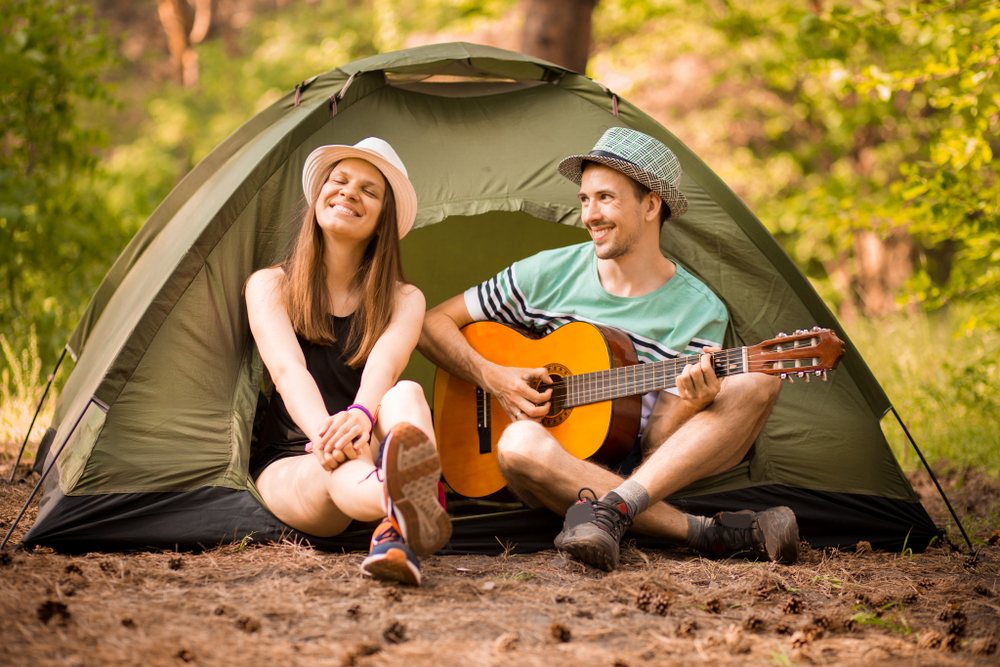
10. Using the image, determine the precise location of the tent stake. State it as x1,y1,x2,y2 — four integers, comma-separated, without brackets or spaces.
0,398,90,552
8,348,66,483
891,406,976,556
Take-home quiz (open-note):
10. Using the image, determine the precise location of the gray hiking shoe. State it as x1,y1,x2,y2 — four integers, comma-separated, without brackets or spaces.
554,489,632,571
701,507,799,564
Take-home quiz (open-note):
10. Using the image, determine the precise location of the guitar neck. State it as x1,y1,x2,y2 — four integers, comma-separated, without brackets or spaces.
553,347,747,409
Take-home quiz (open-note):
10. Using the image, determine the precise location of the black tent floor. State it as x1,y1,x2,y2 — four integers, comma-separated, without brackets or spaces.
22,483,940,556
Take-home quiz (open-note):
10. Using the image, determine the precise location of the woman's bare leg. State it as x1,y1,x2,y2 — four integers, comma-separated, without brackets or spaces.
256,380,437,538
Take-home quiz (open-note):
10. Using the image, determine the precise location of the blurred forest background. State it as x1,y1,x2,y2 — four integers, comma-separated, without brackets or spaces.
1,0,998,472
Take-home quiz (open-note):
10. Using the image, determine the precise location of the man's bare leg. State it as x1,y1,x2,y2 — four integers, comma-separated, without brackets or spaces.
497,422,690,540
500,372,779,537
629,372,781,523
499,372,797,568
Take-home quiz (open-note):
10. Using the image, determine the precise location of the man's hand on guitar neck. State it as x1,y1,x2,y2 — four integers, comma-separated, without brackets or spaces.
481,361,553,422
676,347,722,412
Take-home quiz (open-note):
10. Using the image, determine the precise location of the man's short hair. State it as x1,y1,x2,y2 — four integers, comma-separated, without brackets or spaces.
628,178,671,227
584,160,670,227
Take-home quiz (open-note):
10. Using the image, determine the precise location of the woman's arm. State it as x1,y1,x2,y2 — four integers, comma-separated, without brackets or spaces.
247,268,352,469
326,284,426,451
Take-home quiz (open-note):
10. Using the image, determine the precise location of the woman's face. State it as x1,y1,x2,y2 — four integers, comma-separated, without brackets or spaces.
314,158,387,243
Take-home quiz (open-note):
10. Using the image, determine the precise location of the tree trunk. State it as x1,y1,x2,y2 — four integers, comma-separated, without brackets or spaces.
156,0,210,86
520,0,598,74
853,227,914,318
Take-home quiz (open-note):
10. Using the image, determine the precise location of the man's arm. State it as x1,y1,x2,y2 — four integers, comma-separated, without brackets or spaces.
640,348,720,457
418,294,552,421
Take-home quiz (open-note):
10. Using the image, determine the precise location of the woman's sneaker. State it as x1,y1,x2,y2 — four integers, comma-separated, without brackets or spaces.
361,516,421,586
380,423,452,557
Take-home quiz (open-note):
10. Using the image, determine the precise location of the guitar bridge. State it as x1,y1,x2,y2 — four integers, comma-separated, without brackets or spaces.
476,386,491,454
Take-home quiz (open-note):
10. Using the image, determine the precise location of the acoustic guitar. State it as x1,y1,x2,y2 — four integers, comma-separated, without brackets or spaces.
433,321,845,498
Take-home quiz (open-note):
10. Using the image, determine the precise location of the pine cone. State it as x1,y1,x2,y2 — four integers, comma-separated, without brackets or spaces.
676,619,697,638
940,634,961,652
636,585,654,612
783,597,804,614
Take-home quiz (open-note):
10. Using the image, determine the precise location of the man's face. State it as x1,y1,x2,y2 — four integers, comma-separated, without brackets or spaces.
578,162,652,261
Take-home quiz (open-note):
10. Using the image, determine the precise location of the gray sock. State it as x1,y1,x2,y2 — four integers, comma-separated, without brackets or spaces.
684,514,713,551
606,480,650,520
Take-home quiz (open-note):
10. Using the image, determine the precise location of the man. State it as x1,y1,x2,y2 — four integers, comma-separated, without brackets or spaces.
419,127,799,570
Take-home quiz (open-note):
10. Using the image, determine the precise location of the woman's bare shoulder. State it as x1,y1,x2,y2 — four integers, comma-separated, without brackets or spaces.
246,268,288,311
396,282,425,308
247,266,285,291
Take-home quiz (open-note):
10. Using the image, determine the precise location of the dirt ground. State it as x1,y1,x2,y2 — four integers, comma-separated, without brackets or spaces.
1,460,997,667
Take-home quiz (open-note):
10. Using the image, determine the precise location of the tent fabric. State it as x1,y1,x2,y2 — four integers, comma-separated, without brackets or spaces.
24,42,937,553
25,487,935,555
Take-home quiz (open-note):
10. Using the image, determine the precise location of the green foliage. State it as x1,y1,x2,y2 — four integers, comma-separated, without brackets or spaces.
807,0,1000,326
0,0,124,374
594,1,999,330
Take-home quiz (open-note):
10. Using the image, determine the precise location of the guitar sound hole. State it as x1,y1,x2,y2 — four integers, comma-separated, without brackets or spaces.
541,363,572,428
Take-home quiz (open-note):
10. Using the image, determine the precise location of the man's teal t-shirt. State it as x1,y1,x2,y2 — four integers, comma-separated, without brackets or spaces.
464,242,728,434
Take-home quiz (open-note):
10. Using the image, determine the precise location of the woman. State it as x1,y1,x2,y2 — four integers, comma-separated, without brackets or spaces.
245,137,450,586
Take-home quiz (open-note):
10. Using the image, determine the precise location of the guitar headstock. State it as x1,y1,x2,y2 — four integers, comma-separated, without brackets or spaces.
747,327,845,383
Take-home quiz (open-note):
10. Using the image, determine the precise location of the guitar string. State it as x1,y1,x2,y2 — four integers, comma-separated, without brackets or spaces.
550,348,746,410
548,345,828,411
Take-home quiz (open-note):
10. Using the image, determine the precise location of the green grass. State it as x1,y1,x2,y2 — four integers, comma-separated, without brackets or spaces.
844,307,1000,475
0,328,59,460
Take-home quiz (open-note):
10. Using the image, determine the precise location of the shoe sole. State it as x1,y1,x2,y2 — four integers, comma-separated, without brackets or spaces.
361,548,420,586
759,506,800,564
554,527,619,571
384,423,452,558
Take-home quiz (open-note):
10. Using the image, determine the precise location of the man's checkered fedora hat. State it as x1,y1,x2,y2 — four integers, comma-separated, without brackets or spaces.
558,127,688,220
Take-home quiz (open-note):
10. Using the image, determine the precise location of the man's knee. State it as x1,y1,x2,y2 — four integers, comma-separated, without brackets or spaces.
722,371,780,412
496,421,561,481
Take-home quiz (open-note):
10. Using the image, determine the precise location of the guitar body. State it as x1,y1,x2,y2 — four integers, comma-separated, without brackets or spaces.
434,321,641,498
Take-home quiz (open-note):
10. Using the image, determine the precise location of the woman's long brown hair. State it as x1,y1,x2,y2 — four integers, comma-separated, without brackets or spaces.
279,164,407,368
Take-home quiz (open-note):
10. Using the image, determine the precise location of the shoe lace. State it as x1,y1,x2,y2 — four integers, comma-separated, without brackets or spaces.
372,518,403,545
591,497,631,538
577,487,598,502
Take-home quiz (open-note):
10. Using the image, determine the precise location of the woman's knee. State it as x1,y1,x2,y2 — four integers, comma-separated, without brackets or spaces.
381,380,430,414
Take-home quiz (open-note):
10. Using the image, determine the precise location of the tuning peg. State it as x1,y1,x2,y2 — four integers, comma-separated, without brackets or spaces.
811,326,823,332
776,332,788,338
795,329,807,335
797,371,805,378
814,370,823,377
822,371,828,381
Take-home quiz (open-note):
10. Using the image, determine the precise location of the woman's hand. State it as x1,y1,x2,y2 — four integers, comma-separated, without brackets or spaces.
309,410,372,471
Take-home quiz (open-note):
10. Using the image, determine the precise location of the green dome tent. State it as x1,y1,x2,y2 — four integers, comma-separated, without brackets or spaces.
19,43,938,554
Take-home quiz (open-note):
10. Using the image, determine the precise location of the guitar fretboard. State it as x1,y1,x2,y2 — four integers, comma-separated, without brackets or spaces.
550,348,747,410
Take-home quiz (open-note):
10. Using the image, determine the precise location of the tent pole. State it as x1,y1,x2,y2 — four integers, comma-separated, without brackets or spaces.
891,406,976,556
8,347,66,483
0,398,89,552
